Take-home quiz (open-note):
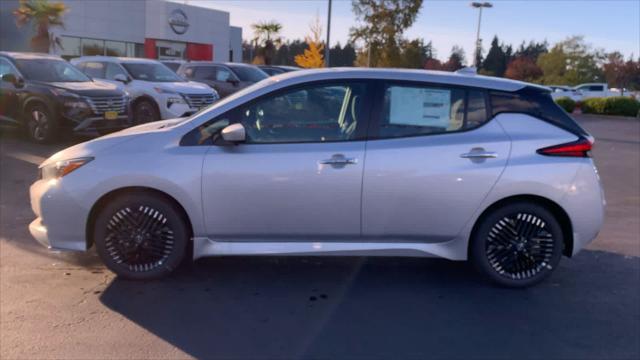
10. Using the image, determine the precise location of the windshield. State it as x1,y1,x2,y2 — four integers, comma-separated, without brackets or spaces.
172,78,275,127
228,65,268,82
15,59,90,82
122,62,183,82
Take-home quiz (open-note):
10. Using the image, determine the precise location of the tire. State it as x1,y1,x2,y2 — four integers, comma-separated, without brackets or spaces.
470,202,564,288
94,193,189,280
133,99,160,124
25,103,58,143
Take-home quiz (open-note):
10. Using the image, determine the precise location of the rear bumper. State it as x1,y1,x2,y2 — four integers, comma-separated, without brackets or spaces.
561,161,606,255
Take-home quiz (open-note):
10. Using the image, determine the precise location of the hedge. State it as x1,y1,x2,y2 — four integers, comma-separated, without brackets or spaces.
580,97,640,117
555,97,576,113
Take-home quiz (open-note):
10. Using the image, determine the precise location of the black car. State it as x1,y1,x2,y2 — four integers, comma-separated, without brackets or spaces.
258,65,300,76
177,62,268,98
0,52,131,143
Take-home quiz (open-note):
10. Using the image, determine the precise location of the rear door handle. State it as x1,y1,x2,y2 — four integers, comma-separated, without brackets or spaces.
319,158,358,165
460,151,497,159
319,154,358,166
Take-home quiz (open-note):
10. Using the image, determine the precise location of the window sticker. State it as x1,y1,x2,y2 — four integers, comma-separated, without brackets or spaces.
389,87,451,127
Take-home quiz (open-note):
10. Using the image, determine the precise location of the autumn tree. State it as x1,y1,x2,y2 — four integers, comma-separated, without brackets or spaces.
13,0,68,53
505,57,543,82
295,16,324,68
350,0,423,67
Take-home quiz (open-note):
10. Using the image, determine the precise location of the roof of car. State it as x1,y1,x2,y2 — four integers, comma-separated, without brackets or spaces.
0,51,63,60
269,67,548,93
71,56,162,64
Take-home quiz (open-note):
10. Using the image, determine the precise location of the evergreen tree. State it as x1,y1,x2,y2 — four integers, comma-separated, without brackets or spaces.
481,36,507,77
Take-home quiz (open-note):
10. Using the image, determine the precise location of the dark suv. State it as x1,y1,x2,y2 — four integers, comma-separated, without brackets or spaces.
0,52,131,143
177,62,268,98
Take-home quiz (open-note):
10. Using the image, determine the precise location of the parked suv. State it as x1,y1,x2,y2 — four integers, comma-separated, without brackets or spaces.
71,57,218,123
177,62,268,98
0,52,130,143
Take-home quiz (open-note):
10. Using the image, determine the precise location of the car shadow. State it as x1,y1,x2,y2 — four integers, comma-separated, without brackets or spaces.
100,251,640,359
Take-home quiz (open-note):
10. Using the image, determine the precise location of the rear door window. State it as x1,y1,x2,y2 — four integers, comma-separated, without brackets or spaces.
81,62,105,79
372,83,488,139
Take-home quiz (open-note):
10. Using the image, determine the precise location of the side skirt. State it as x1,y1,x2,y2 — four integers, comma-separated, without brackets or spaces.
192,237,468,261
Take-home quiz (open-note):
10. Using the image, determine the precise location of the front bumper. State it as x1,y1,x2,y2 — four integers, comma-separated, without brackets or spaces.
29,178,89,251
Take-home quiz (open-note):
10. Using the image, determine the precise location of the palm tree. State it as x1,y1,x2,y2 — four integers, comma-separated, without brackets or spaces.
251,21,283,65
13,0,68,53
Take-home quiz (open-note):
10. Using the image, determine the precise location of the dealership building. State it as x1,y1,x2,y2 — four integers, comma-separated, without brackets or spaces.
0,0,243,62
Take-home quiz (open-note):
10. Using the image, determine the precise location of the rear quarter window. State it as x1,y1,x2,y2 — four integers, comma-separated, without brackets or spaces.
490,88,588,137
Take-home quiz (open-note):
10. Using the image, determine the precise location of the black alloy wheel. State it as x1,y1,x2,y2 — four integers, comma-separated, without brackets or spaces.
133,100,160,124
471,202,563,288
26,104,57,143
94,193,189,280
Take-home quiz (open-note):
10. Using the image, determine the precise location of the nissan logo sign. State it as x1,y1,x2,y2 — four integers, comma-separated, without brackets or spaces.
168,9,189,35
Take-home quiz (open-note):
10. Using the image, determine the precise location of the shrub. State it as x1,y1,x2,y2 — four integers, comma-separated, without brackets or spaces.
581,97,640,117
555,97,576,113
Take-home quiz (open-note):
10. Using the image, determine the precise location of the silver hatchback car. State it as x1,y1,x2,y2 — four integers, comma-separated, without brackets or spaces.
29,69,605,287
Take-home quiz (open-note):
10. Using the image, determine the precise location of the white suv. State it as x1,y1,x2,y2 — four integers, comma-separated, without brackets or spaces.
71,57,218,123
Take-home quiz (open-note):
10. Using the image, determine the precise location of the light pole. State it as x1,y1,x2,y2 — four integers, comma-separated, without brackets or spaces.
325,0,332,67
471,2,492,68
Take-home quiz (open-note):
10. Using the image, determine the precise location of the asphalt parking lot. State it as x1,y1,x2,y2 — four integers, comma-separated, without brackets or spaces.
1,114,639,359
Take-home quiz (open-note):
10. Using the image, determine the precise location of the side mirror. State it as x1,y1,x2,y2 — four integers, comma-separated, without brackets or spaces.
1,73,21,87
220,123,245,143
113,74,129,84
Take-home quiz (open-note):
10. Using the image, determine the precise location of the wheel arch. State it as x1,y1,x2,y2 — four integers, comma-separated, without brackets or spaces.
22,97,54,122
469,194,574,258
85,186,194,249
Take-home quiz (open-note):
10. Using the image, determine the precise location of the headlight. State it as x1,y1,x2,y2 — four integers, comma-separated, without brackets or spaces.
154,87,177,95
167,95,187,108
40,157,94,179
64,99,90,110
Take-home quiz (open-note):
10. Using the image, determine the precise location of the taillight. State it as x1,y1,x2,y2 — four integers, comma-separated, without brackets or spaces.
537,137,593,157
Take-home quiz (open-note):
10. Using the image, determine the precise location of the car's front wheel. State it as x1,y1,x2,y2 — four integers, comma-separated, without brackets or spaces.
470,202,564,288
26,103,58,143
133,99,160,124
94,192,189,280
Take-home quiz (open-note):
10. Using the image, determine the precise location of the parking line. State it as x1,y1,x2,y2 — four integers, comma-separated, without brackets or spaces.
3,151,46,166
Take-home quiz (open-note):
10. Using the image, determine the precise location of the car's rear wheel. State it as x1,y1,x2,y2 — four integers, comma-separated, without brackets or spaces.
470,202,564,288
94,193,189,280
133,99,160,124
26,103,57,143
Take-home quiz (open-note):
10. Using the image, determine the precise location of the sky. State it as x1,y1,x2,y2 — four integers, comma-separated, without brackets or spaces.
174,0,640,64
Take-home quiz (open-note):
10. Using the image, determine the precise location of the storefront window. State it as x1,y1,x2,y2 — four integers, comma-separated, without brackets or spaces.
59,36,81,60
156,40,186,60
105,41,127,57
82,38,105,56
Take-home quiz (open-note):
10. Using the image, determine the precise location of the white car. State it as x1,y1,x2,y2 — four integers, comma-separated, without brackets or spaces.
549,85,582,101
572,83,616,100
71,57,219,123
29,68,605,287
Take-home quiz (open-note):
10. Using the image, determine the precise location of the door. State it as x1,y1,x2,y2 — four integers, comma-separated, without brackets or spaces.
200,81,371,240
362,82,510,242
0,58,21,125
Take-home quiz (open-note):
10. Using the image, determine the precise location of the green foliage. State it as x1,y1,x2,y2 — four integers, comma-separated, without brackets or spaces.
350,0,423,67
251,21,283,65
581,97,640,117
482,36,508,77
13,0,68,52
555,97,576,113
538,36,604,86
